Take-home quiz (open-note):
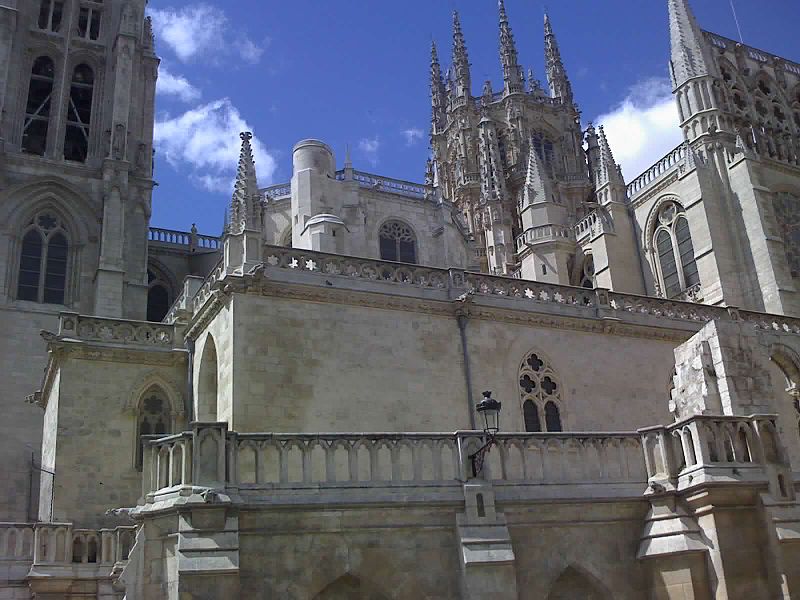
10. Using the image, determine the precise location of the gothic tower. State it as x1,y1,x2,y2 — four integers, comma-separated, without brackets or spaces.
666,0,800,314
430,6,596,279
0,0,158,520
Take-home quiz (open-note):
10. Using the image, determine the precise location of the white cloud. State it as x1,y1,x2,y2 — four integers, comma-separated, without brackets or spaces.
234,37,265,65
358,136,380,167
402,127,424,146
148,4,265,65
594,77,683,181
156,66,201,102
154,99,277,194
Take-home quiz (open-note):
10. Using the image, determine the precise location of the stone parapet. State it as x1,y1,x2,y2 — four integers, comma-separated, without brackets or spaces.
639,414,793,498
183,244,800,341
139,425,649,509
58,313,177,348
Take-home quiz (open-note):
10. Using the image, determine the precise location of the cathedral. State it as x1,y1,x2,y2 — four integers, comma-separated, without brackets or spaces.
2,0,800,597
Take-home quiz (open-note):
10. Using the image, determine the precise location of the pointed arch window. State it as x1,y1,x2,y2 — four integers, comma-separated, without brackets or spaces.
136,389,171,470
379,220,417,264
22,57,55,156
64,64,95,162
519,351,563,432
16,211,69,305
653,201,700,300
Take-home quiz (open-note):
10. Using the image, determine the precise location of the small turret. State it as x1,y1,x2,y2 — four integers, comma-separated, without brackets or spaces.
544,13,574,107
452,11,472,98
597,126,624,187
498,0,523,95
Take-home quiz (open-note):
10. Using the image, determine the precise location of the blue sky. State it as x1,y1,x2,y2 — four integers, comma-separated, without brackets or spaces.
148,0,800,235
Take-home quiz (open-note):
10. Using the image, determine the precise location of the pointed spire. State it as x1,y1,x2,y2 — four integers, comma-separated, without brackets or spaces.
597,126,624,185
524,144,554,206
430,41,447,133
498,0,523,94
544,13,574,106
228,132,261,234
452,11,471,98
668,0,709,88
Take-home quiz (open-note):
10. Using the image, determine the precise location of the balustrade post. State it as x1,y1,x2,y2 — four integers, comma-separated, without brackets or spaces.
191,422,229,489
101,529,115,564
141,441,155,499
227,431,239,491
689,420,713,465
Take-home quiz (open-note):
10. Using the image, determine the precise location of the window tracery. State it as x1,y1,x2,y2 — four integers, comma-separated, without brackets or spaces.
22,57,55,156
379,220,417,264
16,210,69,305
136,388,171,470
77,2,103,40
652,201,700,300
64,64,95,162
519,351,562,432
773,192,800,278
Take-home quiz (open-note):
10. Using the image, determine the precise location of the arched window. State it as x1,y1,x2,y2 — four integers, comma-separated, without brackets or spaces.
16,211,69,304
773,192,800,278
652,201,700,299
22,57,55,156
64,64,94,162
136,388,171,470
146,268,172,322
197,335,218,421
379,221,417,263
519,351,563,432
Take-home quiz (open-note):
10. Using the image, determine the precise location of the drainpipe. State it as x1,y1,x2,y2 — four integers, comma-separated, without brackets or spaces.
456,308,477,430
185,338,195,421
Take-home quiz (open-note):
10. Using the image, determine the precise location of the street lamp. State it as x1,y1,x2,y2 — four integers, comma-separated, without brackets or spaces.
469,391,502,478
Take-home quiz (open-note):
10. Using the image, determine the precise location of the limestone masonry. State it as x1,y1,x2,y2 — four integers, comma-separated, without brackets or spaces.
1,0,800,598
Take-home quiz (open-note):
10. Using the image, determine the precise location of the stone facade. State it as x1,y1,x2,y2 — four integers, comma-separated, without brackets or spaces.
2,0,800,598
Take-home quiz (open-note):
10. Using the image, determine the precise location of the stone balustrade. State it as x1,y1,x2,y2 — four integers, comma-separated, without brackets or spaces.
148,226,220,250
639,414,794,496
261,183,291,200
351,171,430,199
0,523,135,566
515,224,575,251
141,425,647,502
627,142,689,197
192,259,225,312
59,313,175,347
1,523,34,560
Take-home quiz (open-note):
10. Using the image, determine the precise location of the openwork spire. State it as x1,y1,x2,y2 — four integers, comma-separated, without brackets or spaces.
668,0,709,87
452,11,471,97
498,0,523,94
430,41,447,132
544,13,573,106
524,144,554,206
228,132,261,234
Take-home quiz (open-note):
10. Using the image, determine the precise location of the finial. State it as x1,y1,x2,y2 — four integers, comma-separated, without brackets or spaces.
344,144,353,168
